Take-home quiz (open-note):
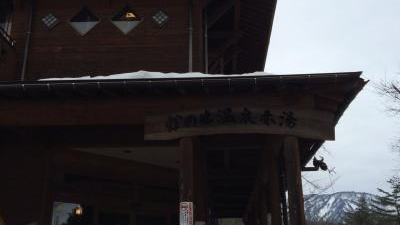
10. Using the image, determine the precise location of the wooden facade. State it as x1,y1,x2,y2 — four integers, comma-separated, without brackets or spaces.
1,0,276,80
0,1,366,225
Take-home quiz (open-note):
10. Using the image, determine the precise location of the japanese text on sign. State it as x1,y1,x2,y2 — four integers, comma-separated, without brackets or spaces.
166,108,298,132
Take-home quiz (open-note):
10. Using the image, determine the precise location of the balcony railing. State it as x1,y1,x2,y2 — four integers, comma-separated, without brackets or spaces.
0,26,16,47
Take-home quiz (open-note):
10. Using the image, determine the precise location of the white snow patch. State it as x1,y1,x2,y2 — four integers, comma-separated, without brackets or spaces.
318,205,330,218
38,70,276,81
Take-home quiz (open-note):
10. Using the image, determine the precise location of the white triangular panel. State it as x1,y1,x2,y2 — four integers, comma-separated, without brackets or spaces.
70,21,99,36
111,21,141,34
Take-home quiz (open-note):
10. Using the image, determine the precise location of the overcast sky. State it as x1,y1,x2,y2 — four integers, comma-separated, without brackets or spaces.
265,0,400,195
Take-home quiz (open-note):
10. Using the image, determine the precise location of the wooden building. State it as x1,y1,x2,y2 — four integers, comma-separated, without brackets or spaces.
0,0,366,225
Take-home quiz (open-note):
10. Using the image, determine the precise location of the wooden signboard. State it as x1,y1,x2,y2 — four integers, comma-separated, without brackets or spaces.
145,108,335,140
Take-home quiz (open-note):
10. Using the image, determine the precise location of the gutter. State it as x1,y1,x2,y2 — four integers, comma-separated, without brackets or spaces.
0,72,363,97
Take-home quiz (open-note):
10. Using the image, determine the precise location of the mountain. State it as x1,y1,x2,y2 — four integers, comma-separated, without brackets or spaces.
304,191,377,224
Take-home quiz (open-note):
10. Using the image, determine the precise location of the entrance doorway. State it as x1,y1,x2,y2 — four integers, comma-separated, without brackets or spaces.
51,202,177,225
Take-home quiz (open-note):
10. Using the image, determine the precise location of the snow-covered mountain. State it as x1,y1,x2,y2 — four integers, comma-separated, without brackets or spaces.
304,192,376,224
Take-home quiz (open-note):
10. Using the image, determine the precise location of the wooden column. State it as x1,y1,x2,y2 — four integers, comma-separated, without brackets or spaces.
259,185,268,225
247,135,283,225
194,137,208,224
283,136,306,225
179,137,208,225
180,137,195,202
265,136,283,225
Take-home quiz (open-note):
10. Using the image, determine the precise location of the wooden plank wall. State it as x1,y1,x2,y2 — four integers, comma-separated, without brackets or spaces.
8,0,206,80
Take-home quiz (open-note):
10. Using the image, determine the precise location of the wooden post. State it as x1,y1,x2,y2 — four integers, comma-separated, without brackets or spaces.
279,170,289,225
283,136,306,225
259,184,268,225
180,137,208,225
180,137,195,202
194,137,208,224
265,136,283,225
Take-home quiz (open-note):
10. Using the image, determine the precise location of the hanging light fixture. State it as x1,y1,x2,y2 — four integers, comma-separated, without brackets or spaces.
74,205,83,215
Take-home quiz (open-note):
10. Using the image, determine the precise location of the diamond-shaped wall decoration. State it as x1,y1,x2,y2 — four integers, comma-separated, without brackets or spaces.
111,6,142,35
41,13,60,29
69,7,99,36
152,10,169,27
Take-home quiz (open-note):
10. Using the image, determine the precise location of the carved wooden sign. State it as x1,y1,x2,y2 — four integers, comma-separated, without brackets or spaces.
144,108,335,140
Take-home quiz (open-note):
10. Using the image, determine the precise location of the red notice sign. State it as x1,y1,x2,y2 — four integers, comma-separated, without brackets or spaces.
180,202,193,225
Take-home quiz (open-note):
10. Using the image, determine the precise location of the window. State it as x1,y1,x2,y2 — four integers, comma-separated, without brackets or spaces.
0,1,13,35
152,10,169,27
70,7,99,36
42,13,60,30
111,6,141,34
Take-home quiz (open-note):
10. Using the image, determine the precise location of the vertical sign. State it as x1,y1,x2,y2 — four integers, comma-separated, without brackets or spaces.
180,202,193,225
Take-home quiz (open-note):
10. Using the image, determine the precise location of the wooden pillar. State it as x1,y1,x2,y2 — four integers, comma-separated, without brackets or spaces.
279,171,289,225
253,200,259,225
180,137,195,202
180,137,208,225
283,136,306,225
259,185,268,225
265,137,283,225
194,137,208,224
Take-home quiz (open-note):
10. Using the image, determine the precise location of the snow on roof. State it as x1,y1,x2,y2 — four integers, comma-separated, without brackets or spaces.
39,70,275,81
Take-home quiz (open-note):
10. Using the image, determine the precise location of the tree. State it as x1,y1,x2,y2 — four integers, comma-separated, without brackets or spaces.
371,176,400,225
343,195,378,225
377,80,400,114
377,80,400,168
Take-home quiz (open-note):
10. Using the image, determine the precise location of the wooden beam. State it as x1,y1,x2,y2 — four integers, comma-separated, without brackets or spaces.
0,93,316,126
208,31,236,39
207,0,235,29
283,136,306,225
52,149,180,189
0,125,177,149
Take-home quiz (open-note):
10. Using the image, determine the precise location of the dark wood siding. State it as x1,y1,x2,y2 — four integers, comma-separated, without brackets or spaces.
3,0,277,80
22,0,195,79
